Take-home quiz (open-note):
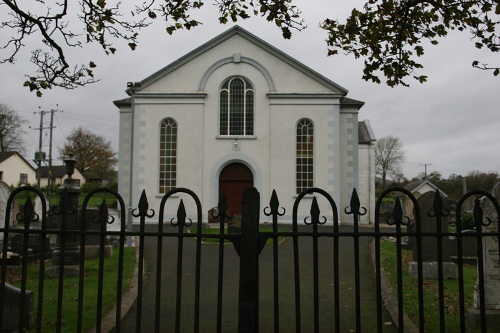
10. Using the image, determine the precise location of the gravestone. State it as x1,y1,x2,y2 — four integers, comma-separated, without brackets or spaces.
10,232,51,261
467,185,500,328
82,208,113,259
1,283,33,332
408,191,456,279
0,181,11,242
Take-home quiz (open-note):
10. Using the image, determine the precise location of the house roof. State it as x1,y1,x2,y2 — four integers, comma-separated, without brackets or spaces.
0,152,36,171
404,179,448,198
37,165,84,179
122,25,352,97
0,152,16,163
358,120,376,144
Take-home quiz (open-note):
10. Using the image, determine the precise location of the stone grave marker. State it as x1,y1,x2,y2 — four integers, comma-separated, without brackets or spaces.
409,191,456,279
1,283,33,332
467,191,500,328
0,181,11,242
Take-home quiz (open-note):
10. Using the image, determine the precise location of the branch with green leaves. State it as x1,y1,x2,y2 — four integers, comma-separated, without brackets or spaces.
322,0,500,87
1,0,304,96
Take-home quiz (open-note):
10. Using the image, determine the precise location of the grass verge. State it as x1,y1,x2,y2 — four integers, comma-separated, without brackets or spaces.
8,247,135,332
380,240,479,332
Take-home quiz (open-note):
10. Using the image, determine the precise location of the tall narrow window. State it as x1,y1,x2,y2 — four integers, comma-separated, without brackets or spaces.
296,119,313,194
159,118,177,193
220,77,254,136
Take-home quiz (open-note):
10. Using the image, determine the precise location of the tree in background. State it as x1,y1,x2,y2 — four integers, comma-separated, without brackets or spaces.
0,103,27,154
1,1,498,96
59,127,117,180
375,135,406,190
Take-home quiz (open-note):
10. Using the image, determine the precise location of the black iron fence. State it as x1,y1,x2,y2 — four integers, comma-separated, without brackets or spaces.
0,185,499,332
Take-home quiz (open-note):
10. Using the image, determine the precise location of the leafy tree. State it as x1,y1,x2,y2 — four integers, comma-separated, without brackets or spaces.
1,0,303,96
59,127,117,180
323,0,500,86
464,170,500,192
0,103,28,154
375,135,406,189
1,1,498,96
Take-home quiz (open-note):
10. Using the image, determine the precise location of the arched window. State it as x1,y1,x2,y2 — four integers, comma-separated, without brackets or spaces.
159,118,177,193
220,77,254,136
296,118,313,194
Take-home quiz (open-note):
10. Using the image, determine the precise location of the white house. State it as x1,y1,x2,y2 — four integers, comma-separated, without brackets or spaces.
37,166,86,188
114,26,375,224
0,152,36,188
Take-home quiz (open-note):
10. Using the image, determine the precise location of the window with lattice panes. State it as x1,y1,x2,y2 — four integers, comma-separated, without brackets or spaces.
159,118,177,193
296,118,314,194
220,77,254,136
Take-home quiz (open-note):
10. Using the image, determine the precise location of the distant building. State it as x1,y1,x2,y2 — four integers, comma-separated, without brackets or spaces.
0,152,36,187
37,166,86,187
114,26,376,224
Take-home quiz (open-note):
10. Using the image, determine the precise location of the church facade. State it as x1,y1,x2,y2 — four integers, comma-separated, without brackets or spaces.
114,26,375,224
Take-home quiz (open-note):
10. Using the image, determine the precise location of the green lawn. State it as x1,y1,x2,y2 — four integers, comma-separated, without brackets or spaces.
9,247,135,332
380,240,480,332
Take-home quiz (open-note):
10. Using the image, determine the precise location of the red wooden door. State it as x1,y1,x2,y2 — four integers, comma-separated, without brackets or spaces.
219,163,253,215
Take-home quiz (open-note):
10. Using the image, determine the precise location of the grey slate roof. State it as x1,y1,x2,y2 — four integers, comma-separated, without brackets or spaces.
358,120,376,144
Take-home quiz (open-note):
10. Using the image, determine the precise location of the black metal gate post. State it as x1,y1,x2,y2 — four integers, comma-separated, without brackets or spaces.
238,187,260,333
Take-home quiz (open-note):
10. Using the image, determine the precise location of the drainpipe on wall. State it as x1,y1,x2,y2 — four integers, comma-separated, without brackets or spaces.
126,82,140,246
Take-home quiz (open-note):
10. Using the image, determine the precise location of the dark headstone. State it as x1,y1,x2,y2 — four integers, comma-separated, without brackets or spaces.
1,283,33,332
412,191,452,262
84,208,108,246
10,232,51,258
409,191,456,279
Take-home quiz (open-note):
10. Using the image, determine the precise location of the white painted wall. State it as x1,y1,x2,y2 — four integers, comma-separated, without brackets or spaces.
116,27,370,225
0,154,36,187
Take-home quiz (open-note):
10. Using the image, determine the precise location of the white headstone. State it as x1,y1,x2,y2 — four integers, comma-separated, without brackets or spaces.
0,181,12,241
474,194,500,310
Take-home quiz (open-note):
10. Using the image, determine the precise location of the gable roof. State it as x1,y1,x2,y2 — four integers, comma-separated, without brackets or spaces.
404,179,448,198
0,152,36,171
37,165,85,179
0,152,16,163
126,25,350,96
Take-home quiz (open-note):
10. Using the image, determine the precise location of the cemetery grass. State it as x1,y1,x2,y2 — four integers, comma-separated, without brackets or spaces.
380,240,480,332
13,191,118,208
7,247,135,332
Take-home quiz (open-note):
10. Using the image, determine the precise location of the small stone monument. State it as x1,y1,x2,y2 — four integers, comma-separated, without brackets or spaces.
409,191,456,279
45,154,81,277
467,184,500,328
1,283,33,332
0,181,11,242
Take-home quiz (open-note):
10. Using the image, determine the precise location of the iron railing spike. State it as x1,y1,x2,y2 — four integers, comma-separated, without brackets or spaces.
473,197,483,227
177,199,187,226
350,188,360,214
393,197,403,225
432,189,443,217
310,197,320,225
138,190,149,216
269,189,279,215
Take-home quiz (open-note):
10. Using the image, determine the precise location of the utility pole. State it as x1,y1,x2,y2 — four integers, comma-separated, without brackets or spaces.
420,162,432,179
47,108,60,198
33,107,60,191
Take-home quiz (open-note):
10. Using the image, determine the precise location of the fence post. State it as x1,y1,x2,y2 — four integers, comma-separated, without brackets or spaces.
238,187,260,333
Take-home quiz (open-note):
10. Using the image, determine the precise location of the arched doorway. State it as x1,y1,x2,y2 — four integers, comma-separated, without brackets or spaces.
219,163,254,215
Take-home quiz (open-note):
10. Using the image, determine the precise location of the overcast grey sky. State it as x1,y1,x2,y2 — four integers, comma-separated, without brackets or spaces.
0,0,498,180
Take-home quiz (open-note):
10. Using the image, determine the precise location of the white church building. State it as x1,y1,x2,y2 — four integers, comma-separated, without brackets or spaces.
114,26,376,224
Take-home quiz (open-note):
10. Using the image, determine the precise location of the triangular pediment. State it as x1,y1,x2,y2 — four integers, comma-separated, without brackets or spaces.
126,26,349,96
